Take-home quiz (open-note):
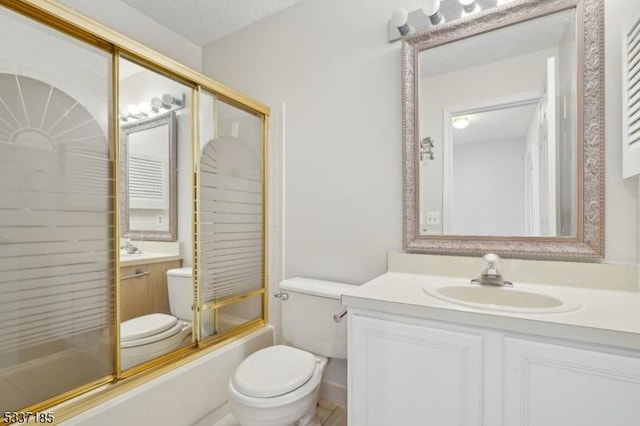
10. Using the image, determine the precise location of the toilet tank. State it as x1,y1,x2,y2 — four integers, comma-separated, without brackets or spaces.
166,267,193,321
279,277,354,360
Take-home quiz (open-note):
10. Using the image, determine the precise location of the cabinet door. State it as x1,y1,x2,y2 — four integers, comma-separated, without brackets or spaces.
504,337,640,426
349,315,483,426
120,260,181,321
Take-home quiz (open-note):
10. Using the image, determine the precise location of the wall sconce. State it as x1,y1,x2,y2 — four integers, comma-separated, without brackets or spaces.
388,0,513,43
420,136,435,161
120,93,185,123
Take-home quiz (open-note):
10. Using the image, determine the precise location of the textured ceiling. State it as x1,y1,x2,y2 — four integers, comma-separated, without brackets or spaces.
121,0,303,46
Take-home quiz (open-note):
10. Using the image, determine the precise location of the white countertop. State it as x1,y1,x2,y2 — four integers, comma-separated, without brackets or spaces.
120,252,182,267
342,272,640,351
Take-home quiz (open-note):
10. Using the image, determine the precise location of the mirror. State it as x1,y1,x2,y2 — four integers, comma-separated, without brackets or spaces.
402,0,604,259
120,112,177,241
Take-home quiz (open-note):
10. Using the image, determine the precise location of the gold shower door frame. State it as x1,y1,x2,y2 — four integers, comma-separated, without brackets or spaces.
0,0,270,422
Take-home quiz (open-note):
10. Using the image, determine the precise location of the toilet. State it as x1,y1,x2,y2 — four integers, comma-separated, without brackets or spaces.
227,277,352,426
120,267,193,370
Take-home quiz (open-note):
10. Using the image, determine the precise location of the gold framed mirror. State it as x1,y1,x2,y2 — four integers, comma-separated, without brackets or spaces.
402,0,604,260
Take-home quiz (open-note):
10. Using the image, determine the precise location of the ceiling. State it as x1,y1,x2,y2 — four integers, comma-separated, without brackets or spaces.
121,0,304,46
453,102,538,145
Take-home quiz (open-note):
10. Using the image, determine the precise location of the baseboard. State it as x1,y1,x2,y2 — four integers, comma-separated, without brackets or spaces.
320,379,347,407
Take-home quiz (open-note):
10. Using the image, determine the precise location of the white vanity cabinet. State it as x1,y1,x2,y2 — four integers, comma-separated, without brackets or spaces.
348,310,640,426
503,337,640,426
348,313,487,426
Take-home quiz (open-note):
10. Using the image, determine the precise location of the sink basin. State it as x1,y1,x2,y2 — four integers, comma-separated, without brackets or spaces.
422,282,581,314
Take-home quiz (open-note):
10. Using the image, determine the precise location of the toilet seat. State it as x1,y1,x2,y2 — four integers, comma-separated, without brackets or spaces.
232,345,316,398
121,313,182,348
120,316,192,370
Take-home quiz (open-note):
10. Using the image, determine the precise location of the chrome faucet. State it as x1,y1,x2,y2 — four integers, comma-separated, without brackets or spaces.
471,253,513,287
120,240,141,254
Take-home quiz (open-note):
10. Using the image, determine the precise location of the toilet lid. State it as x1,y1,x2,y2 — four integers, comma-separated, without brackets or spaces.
232,345,316,398
121,313,178,343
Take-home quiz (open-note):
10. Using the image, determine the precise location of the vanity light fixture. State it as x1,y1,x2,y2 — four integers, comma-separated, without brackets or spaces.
120,93,185,123
127,103,141,117
150,97,164,112
452,116,470,129
458,0,479,14
139,102,152,115
119,107,131,121
162,93,184,108
388,0,504,43
424,0,444,25
391,8,411,36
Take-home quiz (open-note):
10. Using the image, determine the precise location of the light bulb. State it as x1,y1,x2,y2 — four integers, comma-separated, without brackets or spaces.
391,8,412,36
391,8,408,27
423,0,440,17
162,93,174,108
127,104,140,116
139,102,152,114
151,97,163,111
458,0,479,14
424,0,444,25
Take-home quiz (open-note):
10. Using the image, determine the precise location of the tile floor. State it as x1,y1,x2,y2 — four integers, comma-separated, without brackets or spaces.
213,400,347,426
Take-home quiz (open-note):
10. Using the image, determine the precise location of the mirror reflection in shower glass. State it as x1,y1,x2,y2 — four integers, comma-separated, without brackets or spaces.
118,57,194,370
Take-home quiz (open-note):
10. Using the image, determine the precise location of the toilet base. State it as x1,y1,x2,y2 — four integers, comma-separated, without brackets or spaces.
297,402,320,426
228,355,328,426
228,386,321,426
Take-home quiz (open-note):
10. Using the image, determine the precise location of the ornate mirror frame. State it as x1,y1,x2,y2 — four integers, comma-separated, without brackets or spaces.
120,112,177,241
402,0,604,260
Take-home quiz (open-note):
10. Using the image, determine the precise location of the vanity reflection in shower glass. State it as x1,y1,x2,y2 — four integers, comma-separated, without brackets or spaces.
118,58,194,370
418,9,577,238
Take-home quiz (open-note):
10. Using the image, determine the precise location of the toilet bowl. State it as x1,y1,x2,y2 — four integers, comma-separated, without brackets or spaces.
228,345,328,426
227,278,352,426
121,267,193,369
120,313,192,369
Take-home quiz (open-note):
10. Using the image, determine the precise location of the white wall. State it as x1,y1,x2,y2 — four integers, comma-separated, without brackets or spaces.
56,0,201,70
605,0,640,263
202,0,640,277
203,0,414,285
452,137,526,235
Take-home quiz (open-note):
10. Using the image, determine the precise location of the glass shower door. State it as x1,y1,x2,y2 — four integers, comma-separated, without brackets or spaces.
197,92,266,341
0,7,114,412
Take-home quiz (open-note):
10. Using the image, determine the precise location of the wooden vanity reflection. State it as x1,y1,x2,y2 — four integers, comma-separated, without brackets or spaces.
120,259,182,322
